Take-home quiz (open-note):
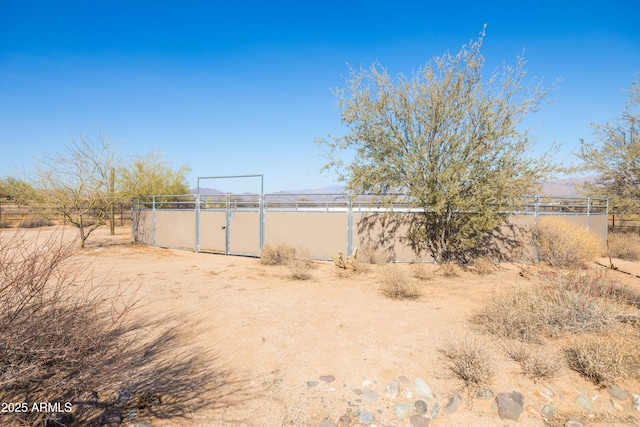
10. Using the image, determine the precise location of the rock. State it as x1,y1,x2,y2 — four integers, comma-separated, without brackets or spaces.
608,385,628,400
45,413,70,427
444,393,462,414
534,390,553,403
307,381,319,387
428,402,439,420
359,411,373,424
362,388,378,402
97,409,122,427
541,403,557,417
632,392,640,411
414,400,428,415
338,413,351,426
414,377,434,400
409,414,430,427
317,421,337,427
476,388,494,399
352,388,362,395
495,391,524,421
564,417,586,427
384,380,399,399
402,388,414,399
320,375,336,383
394,402,414,419
575,395,592,412
131,424,153,427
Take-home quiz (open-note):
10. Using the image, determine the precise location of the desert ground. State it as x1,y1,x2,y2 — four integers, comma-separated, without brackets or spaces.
4,225,640,427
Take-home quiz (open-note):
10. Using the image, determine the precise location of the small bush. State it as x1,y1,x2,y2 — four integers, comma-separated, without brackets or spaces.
358,244,387,264
608,232,640,261
379,266,421,300
534,216,603,268
412,263,434,281
287,248,314,280
565,334,638,386
441,335,495,389
504,341,562,380
470,257,497,275
18,214,53,228
475,271,620,342
437,261,461,277
260,243,296,265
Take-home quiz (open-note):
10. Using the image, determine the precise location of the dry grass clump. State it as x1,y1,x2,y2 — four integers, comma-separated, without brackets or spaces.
411,262,434,281
565,334,638,386
441,335,495,389
534,216,603,268
608,232,640,261
287,247,314,280
358,244,387,264
503,341,562,380
260,242,296,265
470,256,498,275
379,266,421,300
18,214,54,228
437,261,461,277
475,271,622,343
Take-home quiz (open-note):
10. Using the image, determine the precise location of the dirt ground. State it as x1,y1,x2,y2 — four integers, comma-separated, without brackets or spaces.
11,226,640,426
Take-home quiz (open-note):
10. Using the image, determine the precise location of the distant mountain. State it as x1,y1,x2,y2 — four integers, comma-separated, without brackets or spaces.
194,178,598,199
540,176,597,198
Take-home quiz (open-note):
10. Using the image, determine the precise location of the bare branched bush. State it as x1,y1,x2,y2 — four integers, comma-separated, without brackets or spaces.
0,230,135,425
358,245,387,264
437,261,461,277
18,214,54,228
534,217,603,268
379,266,421,300
260,242,296,265
287,247,314,280
441,335,495,389
470,256,497,275
608,232,640,261
565,334,638,386
503,341,562,380
0,229,246,426
411,263,434,281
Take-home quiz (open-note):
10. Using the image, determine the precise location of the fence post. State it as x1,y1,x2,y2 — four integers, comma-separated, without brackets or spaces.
347,194,353,256
225,193,230,256
533,196,539,263
152,196,157,247
195,193,201,253
586,197,591,230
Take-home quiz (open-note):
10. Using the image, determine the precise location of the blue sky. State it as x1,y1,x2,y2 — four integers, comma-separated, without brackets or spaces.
1,1,639,193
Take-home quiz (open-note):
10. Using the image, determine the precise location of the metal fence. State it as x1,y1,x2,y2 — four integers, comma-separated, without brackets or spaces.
131,194,608,262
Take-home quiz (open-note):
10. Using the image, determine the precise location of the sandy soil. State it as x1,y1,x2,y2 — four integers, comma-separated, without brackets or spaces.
9,226,640,427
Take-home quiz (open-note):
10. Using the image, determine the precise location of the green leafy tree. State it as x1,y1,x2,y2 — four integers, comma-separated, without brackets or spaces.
0,177,35,203
118,151,191,197
32,133,119,247
577,78,639,215
319,30,555,263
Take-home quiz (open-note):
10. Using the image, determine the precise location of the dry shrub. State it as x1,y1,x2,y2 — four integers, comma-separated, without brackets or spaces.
503,341,562,380
412,263,434,281
287,247,314,280
437,261,461,277
470,257,497,275
333,249,367,273
608,232,640,261
475,271,621,343
534,216,603,268
18,214,53,228
0,230,248,426
0,230,135,424
379,266,421,300
565,334,638,386
260,242,296,265
358,244,387,264
441,335,495,389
